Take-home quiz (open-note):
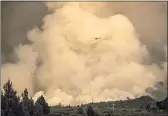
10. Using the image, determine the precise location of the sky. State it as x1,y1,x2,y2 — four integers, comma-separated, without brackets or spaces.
1,2,167,106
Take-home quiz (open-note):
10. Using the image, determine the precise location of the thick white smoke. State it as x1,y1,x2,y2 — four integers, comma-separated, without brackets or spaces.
1,45,38,95
1,2,167,106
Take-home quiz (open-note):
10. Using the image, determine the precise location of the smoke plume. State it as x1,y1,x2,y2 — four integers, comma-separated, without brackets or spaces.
1,2,167,106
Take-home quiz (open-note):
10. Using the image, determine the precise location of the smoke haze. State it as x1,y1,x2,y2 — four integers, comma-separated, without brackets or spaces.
1,2,167,106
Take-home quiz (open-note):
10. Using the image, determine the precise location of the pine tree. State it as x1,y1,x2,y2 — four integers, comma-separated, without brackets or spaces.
77,107,84,114
1,92,5,116
87,106,99,116
1,91,5,112
7,108,15,116
21,88,34,115
1,79,51,116
34,102,44,116
35,95,50,114
2,79,23,116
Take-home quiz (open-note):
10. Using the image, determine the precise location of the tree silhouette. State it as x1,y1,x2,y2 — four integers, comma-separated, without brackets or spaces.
21,88,34,116
156,97,168,110
1,91,5,116
87,105,99,116
34,102,44,116
35,95,50,114
77,107,84,114
2,79,24,116
1,79,51,116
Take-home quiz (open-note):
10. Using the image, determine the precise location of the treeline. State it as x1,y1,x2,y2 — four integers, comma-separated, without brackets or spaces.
1,80,50,116
2,79,167,116
1,80,99,116
156,96,168,110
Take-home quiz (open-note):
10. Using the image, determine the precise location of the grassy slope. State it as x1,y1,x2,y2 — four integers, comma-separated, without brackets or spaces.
49,96,168,116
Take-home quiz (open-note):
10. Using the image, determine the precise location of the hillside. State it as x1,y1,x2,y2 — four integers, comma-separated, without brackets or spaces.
49,96,168,116
156,96,168,110
1,79,167,116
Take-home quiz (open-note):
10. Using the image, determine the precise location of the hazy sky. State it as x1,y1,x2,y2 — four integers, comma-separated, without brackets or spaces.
1,2,167,105
1,2,48,63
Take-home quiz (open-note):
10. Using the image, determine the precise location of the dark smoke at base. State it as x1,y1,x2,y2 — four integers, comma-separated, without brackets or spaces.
146,82,167,100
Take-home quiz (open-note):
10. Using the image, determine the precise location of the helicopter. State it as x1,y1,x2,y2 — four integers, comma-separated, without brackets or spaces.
94,37,100,40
